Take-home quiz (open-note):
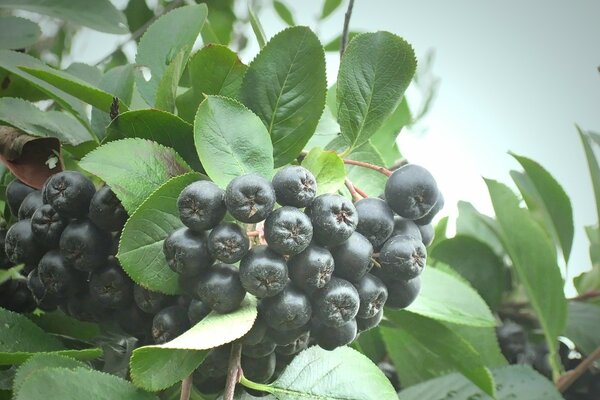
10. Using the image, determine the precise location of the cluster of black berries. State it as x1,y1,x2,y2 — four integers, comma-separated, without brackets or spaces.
163,163,442,387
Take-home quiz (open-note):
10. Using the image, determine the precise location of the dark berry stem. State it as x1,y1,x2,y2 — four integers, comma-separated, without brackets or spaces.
344,179,362,202
179,374,193,400
340,0,356,58
343,159,392,177
223,342,242,400
556,346,600,392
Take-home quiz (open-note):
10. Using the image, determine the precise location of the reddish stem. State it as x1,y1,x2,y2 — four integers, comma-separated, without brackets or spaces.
556,346,600,392
343,159,392,177
345,179,362,202
246,231,259,237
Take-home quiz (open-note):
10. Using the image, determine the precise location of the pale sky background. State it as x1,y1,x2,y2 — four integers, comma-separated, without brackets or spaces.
64,0,599,294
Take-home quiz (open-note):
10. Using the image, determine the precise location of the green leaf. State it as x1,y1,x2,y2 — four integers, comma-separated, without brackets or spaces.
104,109,201,171
28,311,100,343
125,0,154,34
0,97,93,146
243,346,396,399
63,63,102,87
0,265,23,285
13,354,89,395
578,127,600,247
564,301,600,356
320,0,343,19
301,147,345,195
201,7,235,45
0,0,128,34
273,1,295,25
135,4,207,107
118,173,202,294
155,50,186,112
337,32,416,150
248,7,267,49
80,138,191,213
431,236,506,310
485,179,567,376
382,312,495,396
353,328,386,364
131,295,257,391
194,96,273,187
370,97,410,166
398,365,563,400
456,201,505,256
15,367,157,400
0,16,40,49
306,107,339,150
442,323,507,367
176,45,247,123
405,266,496,327
322,32,361,52
585,225,600,267
240,26,327,167
511,153,574,263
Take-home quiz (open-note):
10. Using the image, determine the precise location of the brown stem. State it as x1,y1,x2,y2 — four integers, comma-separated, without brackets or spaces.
571,290,600,302
345,178,362,202
343,159,392,177
340,0,355,58
179,374,193,400
246,231,260,237
223,342,242,400
556,346,600,392
354,185,369,199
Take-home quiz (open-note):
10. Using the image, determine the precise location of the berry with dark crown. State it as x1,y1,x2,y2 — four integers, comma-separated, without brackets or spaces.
207,222,249,263
287,243,334,293
264,206,313,256
195,263,246,314
225,174,276,223
43,171,96,219
311,277,360,327
379,235,427,280
88,185,128,232
239,245,288,298
177,180,226,231
31,204,67,248
18,190,43,220
306,193,357,247
59,219,112,272
163,227,213,276
272,166,317,207
384,164,439,220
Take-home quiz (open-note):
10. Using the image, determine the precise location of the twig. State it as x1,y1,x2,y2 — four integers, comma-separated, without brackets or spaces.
343,159,392,177
179,374,193,400
339,0,355,58
556,346,600,392
345,178,362,202
571,290,600,302
389,158,408,171
354,185,368,199
246,231,260,237
223,342,242,400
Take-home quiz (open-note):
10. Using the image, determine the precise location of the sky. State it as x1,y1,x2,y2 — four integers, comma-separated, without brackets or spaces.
66,0,600,293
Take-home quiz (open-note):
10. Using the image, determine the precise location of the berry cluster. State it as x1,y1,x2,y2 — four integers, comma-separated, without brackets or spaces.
163,163,443,386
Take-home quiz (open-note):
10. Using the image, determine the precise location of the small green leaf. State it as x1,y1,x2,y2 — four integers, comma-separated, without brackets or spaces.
135,4,207,107
485,179,567,377
155,50,186,112
301,147,345,195
382,312,495,396
15,367,157,400
124,0,154,34
248,7,267,48
130,349,205,392
0,0,128,34
578,127,600,247
118,173,203,294
456,201,505,256
320,0,343,19
564,301,600,356
322,32,361,52
80,138,191,213
240,26,327,167
405,267,496,327
337,32,416,150
273,1,295,25
0,16,40,49
370,97,411,166
13,354,89,395
201,7,235,45
104,109,201,171
194,96,273,187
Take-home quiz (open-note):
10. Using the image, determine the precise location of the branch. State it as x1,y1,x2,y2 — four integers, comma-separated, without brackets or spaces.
179,374,193,400
556,346,600,392
345,178,362,202
343,159,392,177
223,342,242,400
339,0,355,58
571,289,600,302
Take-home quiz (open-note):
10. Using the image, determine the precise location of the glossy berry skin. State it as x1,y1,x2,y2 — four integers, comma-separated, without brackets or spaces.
188,298,211,325
31,204,67,248
419,223,435,247
6,179,36,217
384,164,439,220
267,324,309,346
225,174,276,223
356,309,383,332
133,285,172,314
59,219,112,272
379,235,427,280
329,232,373,282
0,229,9,269
43,171,96,219
0,279,36,313
385,276,421,309
355,198,394,248
242,318,268,346
163,228,213,276
415,192,444,226
177,181,226,232
259,284,312,332
242,337,277,358
5,220,44,266
64,292,112,323
89,260,133,309
306,194,358,247
312,277,360,327
354,273,388,319
207,222,249,263
288,243,334,293
197,345,231,378
276,331,310,355
38,250,79,298
152,305,189,344
391,217,422,241
241,353,276,383
271,166,317,208
195,263,246,314
88,186,128,232
239,246,288,298
18,191,43,220
264,206,313,256
311,318,357,351
115,304,152,337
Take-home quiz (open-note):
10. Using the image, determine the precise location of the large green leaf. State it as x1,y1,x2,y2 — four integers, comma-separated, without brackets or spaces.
104,109,201,171
578,127,600,247
336,32,416,150
431,236,506,310
131,296,257,391
369,97,410,166
15,367,157,400
240,26,327,167
511,153,574,263
176,45,247,123
456,201,505,256
442,323,507,367
301,147,345,195
382,312,495,396
405,267,496,327
0,0,128,34
194,96,274,187
80,138,191,213
13,354,90,395
0,97,93,146
564,301,600,356
135,4,207,107
241,346,396,399
398,365,563,400
118,173,202,294
0,16,40,49
28,311,99,343
485,179,567,376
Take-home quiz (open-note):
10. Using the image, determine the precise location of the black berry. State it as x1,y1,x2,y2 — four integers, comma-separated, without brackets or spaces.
385,276,421,309
18,190,43,220
177,180,226,231
312,277,359,327
195,263,246,314
152,305,189,344
241,352,276,383
419,223,435,247
38,250,80,298
89,259,133,309
356,309,383,332
329,232,373,282
391,216,421,241
133,285,172,314
42,171,96,219
415,192,444,226
188,298,211,325
59,219,112,272
275,331,310,355
225,174,276,223
311,318,357,351
379,235,427,280
288,243,334,293
384,164,439,220
6,179,36,217
163,227,213,276
306,194,357,247
26,269,59,311
239,245,288,298
5,220,44,266
88,186,128,232
242,317,268,346
242,337,277,358
259,284,312,332
207,222,249,263
264,206,313,256
355,198,394,248
31,204,67,248
354,273,388,319
272,166,317,208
